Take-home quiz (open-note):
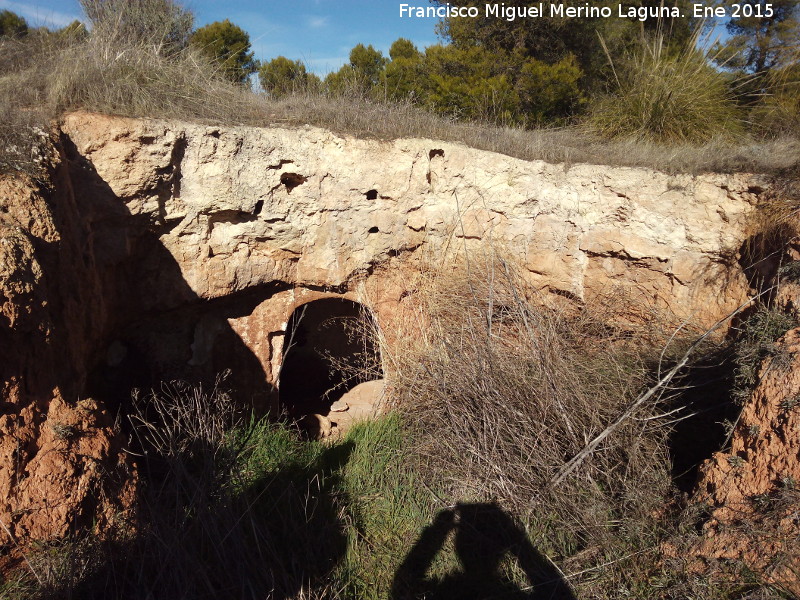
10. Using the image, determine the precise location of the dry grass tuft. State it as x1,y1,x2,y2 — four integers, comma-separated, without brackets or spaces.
384,254,683,574
737,167,800,299
588,31,744,144
378,251,800,597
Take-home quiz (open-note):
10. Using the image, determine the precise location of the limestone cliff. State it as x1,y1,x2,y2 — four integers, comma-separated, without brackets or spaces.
0,111,767,544
60,112,758,318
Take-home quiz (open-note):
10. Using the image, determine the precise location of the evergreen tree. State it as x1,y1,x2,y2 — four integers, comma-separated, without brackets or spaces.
515,54,585,125
421,44,518,122
259,56,320,97
325,44,387,96
714,0,799,73
385,38,425,100
191,19,257,84
0,10,28,37
431,0,695,120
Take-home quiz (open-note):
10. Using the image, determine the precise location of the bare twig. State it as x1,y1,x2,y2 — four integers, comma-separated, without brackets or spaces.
548,290,767,489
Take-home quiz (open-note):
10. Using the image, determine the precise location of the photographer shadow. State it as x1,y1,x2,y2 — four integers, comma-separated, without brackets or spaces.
392,502,577,600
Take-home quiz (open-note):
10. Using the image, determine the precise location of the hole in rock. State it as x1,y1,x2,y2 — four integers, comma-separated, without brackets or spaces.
280,172,307,192
666,348,740,492
368,226,379,234
738,228,794,302
365,189,378,200
429,148,445,159
253,199,264,215
279,298,382,417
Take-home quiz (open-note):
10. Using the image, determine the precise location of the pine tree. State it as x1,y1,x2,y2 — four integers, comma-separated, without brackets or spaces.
715,0,799,74
431,0,695,118
385,38,425,100
325,44,387,97
259,56,320,97
190,19,257,84
0,10,28,37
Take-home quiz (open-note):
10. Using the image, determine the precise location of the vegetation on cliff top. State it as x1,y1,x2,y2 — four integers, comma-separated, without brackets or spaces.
0,0,798,176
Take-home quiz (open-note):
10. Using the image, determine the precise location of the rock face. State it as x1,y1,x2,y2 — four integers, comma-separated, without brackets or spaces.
0,157,135,548
693,328,800,594
328,379,387,437
0,111,765,544
60,112,758,323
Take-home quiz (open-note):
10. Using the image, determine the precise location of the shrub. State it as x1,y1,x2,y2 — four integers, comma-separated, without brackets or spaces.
79,0,193,55
731,306,800,404
325,44,388,98
421,44,520,124
588,32,743,143
516,53,585,125
750,60,800,137
258,56,321,98
0,10,27,38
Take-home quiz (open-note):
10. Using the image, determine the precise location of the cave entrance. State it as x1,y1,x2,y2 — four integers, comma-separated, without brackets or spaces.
278,298,382,417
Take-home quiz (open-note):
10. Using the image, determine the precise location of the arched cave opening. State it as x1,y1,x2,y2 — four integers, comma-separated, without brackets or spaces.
278,298,383,417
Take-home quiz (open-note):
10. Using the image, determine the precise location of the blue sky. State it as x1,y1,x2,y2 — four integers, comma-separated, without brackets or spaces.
0,0,442,75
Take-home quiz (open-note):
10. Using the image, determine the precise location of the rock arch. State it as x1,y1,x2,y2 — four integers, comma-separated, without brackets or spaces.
278,298,383,417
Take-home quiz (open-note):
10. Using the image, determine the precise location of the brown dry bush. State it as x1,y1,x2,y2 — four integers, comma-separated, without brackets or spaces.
385,254,687,575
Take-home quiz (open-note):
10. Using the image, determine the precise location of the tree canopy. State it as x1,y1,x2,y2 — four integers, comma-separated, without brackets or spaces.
714,0,799,74
325,44,388,96
0,10,28,37
259,56,321,96
190,19,257,84
433,0,695,96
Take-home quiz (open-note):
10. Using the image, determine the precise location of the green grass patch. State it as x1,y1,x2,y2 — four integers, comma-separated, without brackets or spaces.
5,413,456,600
335,414,457,599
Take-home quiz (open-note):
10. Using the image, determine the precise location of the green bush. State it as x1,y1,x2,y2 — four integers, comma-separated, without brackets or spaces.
516,53,585,125
384,38,425,101
0,10,27,37
588,33,743,143
190,19,257,84
422,44,519,123
258,56,320,97
325,43,388,98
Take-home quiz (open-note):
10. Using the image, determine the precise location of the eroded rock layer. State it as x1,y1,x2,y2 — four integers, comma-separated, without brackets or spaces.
1,111,766,543
1,151,135,548
693,328,800,594
61,112,759,321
